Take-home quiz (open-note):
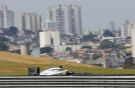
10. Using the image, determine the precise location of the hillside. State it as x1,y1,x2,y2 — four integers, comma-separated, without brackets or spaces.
0,51,135,75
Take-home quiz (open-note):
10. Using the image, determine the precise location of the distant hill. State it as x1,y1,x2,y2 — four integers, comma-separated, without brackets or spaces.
0,51,135,76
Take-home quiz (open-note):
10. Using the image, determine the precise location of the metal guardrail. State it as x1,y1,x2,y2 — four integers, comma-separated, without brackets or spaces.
0,76,135,88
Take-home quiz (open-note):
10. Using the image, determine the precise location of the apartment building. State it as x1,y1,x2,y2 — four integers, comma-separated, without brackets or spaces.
48,4,82,35
19,12,42,33
0,5,14,28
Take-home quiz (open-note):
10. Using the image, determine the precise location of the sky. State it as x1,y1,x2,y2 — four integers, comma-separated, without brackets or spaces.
1,0,135,30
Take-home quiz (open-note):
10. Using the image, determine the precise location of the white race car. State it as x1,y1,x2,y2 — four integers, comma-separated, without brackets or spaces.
40,66,68,76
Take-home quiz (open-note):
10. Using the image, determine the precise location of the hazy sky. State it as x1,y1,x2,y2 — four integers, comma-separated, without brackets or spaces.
1,0,135,30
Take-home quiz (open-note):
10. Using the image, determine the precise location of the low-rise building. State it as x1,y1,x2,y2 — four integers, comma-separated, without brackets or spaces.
54,44,81,52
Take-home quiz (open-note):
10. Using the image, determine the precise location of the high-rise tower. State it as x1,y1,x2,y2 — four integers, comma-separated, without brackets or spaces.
120,20,131,38
0,5,14,28
19,12,42,33
131,23,135,58
109,21,116,31
48,4,82,35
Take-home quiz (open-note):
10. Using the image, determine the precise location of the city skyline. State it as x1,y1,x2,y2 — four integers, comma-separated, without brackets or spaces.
1,0,135,30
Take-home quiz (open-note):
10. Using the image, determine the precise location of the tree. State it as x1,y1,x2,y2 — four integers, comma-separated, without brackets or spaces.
65,47,72,52
0,37,9,42
69,38,74,42
93,63,103,67
9,26,18,36
40,47,53,54
126,52,132,56
100,40,114,49
10,49,20,54
123,57,134,69
93,54,103,60
103,30,115,37
81,46,92,52
83,34,97,42
24,30,34,35
0,41,8,51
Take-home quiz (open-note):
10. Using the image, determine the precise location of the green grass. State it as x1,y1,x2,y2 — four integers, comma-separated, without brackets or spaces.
0,51,135,75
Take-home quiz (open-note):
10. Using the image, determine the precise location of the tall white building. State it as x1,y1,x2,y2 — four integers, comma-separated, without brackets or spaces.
19,12,42,33
120,20,131,38
127,24,131,36
48,4,82,35
120,25,125,38
39,31,51,48
42,19,56,31
109,21,116,31
83,28,91,35
51,31,60,46
39,30,60,48
131,23,135,58
94,28,103,35
0,5,14,28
